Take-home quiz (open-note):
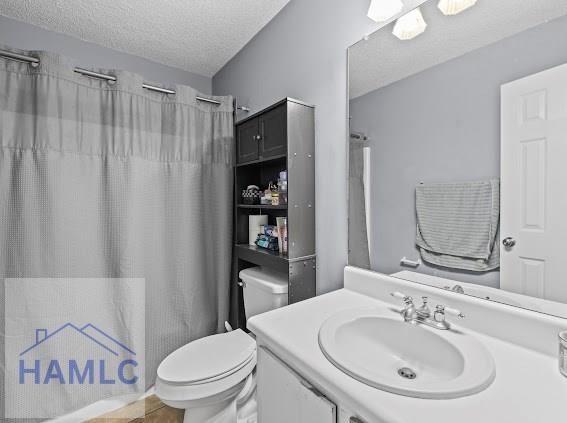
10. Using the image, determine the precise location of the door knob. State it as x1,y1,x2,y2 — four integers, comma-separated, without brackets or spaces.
502,237,516,248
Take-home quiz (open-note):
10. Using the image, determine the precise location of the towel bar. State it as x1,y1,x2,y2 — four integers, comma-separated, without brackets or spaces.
400,257,421,268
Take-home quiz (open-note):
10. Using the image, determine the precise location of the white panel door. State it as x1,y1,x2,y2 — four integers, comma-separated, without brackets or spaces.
501,63,567,303
256,346,337,423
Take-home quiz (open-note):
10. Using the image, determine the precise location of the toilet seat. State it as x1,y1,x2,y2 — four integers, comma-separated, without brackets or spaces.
156,329,257,402
158,329,256,385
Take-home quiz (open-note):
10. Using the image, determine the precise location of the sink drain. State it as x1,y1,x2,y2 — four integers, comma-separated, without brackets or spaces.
397,367,417,380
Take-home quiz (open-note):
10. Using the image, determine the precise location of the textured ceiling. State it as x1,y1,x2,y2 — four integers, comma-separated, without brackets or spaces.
350,0,567,99
0,0,290,77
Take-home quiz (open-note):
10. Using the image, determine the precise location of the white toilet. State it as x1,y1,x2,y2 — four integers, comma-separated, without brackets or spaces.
155,267,288,423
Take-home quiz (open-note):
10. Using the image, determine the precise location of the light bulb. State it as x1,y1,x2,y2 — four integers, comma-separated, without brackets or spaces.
367,0,404,22
392,7,427,41
437,0,477,16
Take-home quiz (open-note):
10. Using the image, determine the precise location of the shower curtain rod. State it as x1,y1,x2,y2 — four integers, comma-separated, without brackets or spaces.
0,48,250,112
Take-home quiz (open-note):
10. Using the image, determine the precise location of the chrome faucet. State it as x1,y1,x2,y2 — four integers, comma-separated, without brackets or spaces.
391,292,465,330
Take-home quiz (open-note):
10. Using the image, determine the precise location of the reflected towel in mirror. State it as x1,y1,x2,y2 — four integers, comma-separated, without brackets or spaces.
415,179,500,272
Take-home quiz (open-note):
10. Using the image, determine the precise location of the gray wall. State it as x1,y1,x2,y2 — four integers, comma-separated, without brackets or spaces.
0,15,212,94
213,0,425,294
350,14,567,288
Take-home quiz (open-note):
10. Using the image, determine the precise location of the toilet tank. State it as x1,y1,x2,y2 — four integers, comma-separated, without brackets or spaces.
239,267,288,319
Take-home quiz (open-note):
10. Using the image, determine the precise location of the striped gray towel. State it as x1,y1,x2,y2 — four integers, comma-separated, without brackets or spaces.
415,180,500,272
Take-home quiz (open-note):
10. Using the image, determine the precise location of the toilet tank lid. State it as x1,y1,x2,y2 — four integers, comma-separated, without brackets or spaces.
239,267,288,294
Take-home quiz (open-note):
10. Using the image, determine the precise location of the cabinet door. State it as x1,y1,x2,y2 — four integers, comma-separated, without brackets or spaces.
257,347,337,423
237,117,260,164
259,104,287,159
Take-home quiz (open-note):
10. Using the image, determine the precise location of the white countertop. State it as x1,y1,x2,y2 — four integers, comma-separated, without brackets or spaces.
248,288,567,423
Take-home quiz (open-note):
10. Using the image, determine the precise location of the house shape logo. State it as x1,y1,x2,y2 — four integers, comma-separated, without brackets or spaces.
20,323,136,357
19,323,138,385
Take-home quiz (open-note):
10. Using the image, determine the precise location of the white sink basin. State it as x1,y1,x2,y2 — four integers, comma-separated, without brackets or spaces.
318,308,495,399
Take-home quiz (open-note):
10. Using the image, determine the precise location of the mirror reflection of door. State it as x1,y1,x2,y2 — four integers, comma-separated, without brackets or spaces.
501,64,567,303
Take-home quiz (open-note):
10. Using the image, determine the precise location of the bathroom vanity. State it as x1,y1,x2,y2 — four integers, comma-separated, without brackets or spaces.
248,267,567,423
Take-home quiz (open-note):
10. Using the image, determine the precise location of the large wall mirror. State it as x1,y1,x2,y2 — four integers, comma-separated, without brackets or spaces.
348,0,567,318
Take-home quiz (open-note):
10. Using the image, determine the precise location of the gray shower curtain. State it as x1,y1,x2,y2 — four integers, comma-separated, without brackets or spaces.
0,47,234,416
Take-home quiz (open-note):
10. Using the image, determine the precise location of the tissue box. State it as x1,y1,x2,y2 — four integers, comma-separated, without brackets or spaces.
255,234,279,251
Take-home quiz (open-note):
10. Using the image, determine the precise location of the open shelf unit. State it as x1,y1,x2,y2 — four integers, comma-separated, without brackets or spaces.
234,244,289,273
231,98,316,329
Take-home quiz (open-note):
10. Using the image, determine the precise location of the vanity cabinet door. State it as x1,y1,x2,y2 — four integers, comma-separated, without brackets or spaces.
259,104,287,159
237,117,260,164
257,346,337,423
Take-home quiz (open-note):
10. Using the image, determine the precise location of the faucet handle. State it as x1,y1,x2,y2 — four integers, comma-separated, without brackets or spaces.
433,305,465,330
434,305,465,323
391,291,413,304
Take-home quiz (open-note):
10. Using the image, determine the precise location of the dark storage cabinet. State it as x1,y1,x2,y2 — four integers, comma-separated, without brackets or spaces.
237,117,260,163
259,104,287,159
232,98,316,329
237,104,287,164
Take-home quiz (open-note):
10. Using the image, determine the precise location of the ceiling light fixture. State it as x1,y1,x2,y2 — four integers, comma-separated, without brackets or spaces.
367,0,404,22
437,0,477,16
392,7,427,41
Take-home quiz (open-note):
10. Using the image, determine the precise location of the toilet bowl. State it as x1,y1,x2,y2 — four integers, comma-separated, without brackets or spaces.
156,267,288,423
